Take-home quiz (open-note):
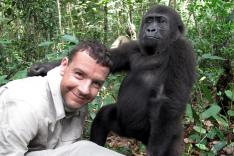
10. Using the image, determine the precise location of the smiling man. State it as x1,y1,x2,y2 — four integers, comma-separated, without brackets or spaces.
0,41,123,156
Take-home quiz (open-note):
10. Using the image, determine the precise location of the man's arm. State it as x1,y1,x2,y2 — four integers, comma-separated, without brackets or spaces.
0,90,38,155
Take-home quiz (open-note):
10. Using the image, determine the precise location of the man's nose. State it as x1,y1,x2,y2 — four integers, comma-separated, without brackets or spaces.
78,80,91,95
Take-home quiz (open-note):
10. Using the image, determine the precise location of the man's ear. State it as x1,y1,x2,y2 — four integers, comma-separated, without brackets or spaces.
60,57,69,76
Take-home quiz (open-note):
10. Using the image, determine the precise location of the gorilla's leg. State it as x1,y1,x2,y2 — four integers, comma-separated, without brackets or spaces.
148,117,183,156
147,97,183,156
90,104,122,146
165,132,183,156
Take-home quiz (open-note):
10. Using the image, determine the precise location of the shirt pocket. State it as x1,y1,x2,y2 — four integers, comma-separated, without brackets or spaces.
60,116,83,142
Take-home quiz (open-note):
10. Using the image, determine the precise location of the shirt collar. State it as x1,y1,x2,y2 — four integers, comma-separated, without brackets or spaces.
47,66,66,120
47,66,82,120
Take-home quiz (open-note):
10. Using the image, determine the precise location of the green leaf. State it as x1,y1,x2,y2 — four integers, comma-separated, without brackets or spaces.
213,115,228,128
103,95,114,105
224,90,234,101
227,110,234,116
201,104,221,119
10,69,27,80
211,141,227,154
185,104,194,121
201,85,213,103
189,133,202,142
45,51,66,60
0,39,11,44
212,127,225,140
62,34,79,44
193,126,206,134
90,111,96,120
206,129,217,139
38,41,54,47
196,143,209,151
201,54,225,60
0,75,8,85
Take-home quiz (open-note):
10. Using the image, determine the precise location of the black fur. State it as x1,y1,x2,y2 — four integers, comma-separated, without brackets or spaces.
27,60,60,77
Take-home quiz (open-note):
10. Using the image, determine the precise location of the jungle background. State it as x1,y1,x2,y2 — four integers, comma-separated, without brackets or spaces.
0,0,233,155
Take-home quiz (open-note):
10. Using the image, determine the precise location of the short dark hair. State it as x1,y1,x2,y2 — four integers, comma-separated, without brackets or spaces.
68,41,112,68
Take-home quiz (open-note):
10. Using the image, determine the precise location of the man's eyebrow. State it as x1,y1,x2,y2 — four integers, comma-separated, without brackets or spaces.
73,68,85,74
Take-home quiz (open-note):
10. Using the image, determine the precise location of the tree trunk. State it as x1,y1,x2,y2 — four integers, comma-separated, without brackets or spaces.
104,3,108,43
57,0,63,35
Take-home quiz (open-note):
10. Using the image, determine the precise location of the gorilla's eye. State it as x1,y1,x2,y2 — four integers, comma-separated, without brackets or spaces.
145,17,154,23
158,17,167,23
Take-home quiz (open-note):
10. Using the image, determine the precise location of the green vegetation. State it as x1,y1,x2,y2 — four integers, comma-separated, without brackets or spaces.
0,0,233,155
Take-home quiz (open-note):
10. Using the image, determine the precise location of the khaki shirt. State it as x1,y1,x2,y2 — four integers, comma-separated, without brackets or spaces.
0,67,87,156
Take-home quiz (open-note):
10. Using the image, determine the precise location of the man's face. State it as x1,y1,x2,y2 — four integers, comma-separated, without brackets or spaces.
60,51,110,110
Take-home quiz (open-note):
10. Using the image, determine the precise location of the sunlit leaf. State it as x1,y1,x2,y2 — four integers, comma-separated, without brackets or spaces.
213,115,228,128
90,111,96,120
0,75,8,85
62,34,79,44
185,104,194,121
103,94,114,105
0,40,11,44
10,69,27,80
227,110,234,116
224,90,234,101
211,141,227,154
201,54,225,60
193,126,206,134
201,104,221,119
196,143,209,151
38,41,54,47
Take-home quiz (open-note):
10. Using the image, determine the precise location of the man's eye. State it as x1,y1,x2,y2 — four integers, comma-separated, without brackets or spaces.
92,82,102,89
75,72,83,78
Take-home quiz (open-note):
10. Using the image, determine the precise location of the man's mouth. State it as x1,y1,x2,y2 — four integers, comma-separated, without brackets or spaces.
71,91,87,102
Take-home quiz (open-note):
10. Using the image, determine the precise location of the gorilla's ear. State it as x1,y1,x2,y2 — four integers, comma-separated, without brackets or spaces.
178,24,184,34
178,22,185,34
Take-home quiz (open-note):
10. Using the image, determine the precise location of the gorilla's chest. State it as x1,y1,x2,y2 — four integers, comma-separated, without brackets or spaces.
117,69,165,112
122,69,164,89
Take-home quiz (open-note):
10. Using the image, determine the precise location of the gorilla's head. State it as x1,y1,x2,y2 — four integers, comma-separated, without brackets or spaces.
139,5,184,53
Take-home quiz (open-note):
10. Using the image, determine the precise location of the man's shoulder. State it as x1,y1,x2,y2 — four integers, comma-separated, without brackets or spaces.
3,76,49,102
6,76,47,91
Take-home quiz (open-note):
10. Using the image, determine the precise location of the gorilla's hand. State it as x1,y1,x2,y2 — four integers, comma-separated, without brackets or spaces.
27,61,60,77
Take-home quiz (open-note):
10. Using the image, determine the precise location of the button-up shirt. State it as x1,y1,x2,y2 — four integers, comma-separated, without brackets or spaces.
0,67,87,156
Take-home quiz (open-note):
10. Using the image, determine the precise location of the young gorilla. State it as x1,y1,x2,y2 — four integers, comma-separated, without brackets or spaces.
28,5,196,156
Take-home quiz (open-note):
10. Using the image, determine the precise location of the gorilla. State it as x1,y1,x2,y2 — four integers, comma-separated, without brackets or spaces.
28,5,196,156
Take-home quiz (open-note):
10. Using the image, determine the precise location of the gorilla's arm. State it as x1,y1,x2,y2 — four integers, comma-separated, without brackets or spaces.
27,60,60,76
110,41,140,73
27,41,140,76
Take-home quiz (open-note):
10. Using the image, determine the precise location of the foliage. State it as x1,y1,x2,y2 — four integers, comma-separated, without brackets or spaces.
0,0,233,155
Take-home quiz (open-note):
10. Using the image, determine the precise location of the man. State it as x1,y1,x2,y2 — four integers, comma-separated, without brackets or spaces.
0,41,124,156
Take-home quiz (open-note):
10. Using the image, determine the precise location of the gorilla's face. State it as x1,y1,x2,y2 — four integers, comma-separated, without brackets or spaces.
141,13,170,46
139,6,184,53
139,13,170,50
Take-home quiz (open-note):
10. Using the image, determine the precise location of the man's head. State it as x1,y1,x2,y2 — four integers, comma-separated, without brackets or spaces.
60,41,111,110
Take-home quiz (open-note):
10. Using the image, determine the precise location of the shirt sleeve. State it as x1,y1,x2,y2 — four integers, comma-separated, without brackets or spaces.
0,92,39,156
